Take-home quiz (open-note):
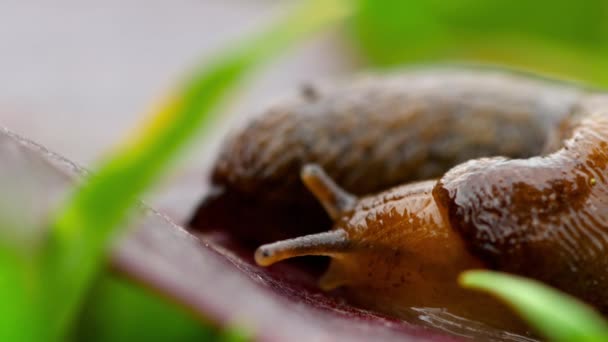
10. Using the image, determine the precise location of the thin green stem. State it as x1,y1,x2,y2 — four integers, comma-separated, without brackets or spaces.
42,0,353,339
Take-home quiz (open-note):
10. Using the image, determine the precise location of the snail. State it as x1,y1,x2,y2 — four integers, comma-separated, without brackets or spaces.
193,68,608,331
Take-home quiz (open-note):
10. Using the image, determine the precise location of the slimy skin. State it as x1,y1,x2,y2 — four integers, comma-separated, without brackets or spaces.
194,68,608,332
435,102,608,314
255,166,525,331
254,95,608,331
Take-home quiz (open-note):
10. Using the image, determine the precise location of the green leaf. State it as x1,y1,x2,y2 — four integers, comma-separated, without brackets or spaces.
0,249,43,341
75,273,222,342
351,0,608,86
460,270,608,342
38,0,353,339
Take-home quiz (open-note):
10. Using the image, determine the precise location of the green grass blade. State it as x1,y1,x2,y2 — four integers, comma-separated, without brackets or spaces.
351,0,608,86
42,0,353,339
0,249,43,341
460,270,608,342
75,273,227,341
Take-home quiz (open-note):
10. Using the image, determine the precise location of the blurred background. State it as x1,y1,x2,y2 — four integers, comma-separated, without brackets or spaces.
1,1,608,340
0,1,356,220
2,0,608,216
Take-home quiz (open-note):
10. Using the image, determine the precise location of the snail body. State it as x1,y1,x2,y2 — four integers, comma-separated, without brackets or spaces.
211,69,585,207
255,166,521,330
255,103,608,328
436,107,608,313
196,68,608,331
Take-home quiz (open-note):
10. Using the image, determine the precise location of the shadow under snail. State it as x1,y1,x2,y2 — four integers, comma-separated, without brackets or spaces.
197,68,608,333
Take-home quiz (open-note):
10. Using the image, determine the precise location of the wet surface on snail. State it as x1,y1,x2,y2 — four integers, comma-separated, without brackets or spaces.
317,180,531,334
194,182,536,341
435,108,608,313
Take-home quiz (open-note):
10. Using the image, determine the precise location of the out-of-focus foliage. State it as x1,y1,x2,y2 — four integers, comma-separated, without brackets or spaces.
0,250,42,341
352,0,608,86
0,1,352,341
44,0,351,338
75,275,222,341
461,271,608,342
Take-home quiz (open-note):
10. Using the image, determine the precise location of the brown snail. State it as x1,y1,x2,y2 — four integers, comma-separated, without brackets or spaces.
193,68,608,332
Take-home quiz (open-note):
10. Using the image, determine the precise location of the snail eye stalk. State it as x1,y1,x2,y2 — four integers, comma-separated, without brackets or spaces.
301,164,356,220
255,229,349,266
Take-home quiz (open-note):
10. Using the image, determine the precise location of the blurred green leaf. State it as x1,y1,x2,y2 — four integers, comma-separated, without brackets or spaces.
460,270,608,342
217,329,251,342
352,0,608,86
0,249,42,341
36,0,353,339
75,273,222,342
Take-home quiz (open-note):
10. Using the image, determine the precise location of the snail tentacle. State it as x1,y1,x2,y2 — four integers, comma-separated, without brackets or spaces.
255,229,349,267
301,163,356,220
